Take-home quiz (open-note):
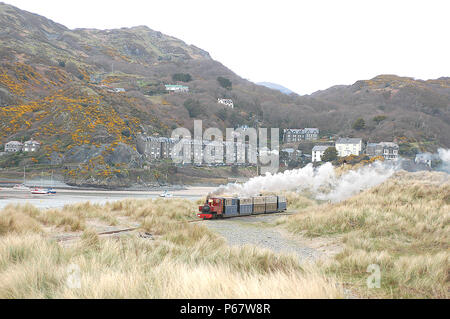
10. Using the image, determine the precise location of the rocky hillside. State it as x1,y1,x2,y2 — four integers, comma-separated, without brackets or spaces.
0,2,449,178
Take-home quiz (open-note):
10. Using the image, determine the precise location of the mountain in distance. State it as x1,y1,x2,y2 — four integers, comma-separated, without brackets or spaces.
0,2,449,186
257,82,296,95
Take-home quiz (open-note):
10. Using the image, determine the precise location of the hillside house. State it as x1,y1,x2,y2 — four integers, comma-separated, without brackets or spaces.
283,129,304,143
137,136,162,160
165,85,189,93
4,141,23,153
312,145,330,162
303,128,320,140
366,142,399,160
217,98,234,108
336,138,362,157
283,128,319,143
160,137,176,158
415,153,439,168
281,148,302,165
23,140,41,152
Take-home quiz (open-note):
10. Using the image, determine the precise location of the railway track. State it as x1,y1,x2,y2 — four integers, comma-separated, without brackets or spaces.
187,211,296,223
53,211,296,242
54,227,139,243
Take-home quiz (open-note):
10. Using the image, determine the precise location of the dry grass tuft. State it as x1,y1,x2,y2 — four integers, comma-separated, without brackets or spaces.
0,233,344,299
0,197,344,299
282,171,450,298
0,205,42,235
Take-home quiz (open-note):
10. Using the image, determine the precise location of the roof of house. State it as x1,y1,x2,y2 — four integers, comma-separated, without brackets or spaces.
415,153,439,160
281,148,295,153
283,129,303,134
336,138,362,144
24,140,40,145
304,128,319,133
6,141,23,145
284,128,319,134
312,145,330,152
378,142,399,148
165,84,189,89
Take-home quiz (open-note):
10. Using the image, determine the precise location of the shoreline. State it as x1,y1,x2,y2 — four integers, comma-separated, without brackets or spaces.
0,186,215,210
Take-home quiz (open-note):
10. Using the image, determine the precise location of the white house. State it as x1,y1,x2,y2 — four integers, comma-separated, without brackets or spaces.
336,138,362,157
23,140,41,152
165,84,189,93
218,98,234,108
311,145,331,163
312,145,330,162
415,153,439,168
4,141,23,153
366,142,399,160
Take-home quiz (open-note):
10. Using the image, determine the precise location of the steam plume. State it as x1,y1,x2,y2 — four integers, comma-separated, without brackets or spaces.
210,161,398,202
437,148,450,173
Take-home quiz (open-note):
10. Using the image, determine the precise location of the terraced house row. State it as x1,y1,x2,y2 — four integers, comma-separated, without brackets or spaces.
136,135,257,165
312,138,399,162
282,128,319,142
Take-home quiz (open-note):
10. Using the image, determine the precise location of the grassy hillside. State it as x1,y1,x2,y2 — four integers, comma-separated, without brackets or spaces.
281,171,449,298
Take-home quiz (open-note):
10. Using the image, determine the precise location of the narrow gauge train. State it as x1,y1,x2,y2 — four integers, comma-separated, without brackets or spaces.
197,195,287,219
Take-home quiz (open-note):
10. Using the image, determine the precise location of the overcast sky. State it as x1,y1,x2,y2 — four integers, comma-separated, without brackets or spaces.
5,0,450,94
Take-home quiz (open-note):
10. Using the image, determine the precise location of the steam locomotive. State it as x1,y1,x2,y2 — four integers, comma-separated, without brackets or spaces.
197,195,287,219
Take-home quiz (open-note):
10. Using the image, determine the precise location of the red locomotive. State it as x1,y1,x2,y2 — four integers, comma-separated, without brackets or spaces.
197,195,287,219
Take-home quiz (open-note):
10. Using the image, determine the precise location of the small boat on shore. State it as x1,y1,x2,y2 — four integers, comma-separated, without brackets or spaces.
46,171,56,194
31,187,48,195
46,188,56,194
13,167,30,191
160,190,173,198
13,184,30,191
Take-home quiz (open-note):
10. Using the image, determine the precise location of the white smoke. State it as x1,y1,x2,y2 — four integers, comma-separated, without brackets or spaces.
211,161,399,203
437,148,450,173
315,162,397,202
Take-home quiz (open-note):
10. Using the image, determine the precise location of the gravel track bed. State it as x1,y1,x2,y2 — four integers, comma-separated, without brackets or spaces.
203,214,320,262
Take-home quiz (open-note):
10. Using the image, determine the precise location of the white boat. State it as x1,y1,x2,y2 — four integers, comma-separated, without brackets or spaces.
160,190,173,198
31,172,47,195
31,187,47,195
13,184,30,191
13,167,30,191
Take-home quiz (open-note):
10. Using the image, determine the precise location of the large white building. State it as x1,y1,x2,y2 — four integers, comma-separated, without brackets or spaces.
312,145,330,162
165,84,189,93
335,138,362,157
23,140,40,152
217,98,234,108
4,141,23,153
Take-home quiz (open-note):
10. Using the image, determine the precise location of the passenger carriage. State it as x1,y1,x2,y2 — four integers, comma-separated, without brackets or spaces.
197,195,287,219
